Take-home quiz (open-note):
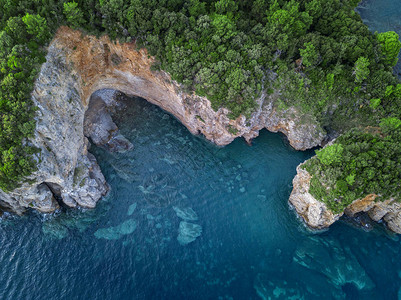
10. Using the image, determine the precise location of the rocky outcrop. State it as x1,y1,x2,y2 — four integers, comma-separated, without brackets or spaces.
84,89,133,153
290,164,401,234
54,27,325,150
0,26,325,214
289,164,342,229
0,35,109,214
345,196,401,234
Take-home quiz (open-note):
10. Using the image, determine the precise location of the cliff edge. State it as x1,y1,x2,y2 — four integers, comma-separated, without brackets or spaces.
0,27,325,214
289,163,401,233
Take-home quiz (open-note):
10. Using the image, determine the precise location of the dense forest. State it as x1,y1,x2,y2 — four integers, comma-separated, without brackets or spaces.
0,0,400,209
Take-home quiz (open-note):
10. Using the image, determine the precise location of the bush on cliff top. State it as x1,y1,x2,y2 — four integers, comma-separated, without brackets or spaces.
304,123,401,213
0,0,400,196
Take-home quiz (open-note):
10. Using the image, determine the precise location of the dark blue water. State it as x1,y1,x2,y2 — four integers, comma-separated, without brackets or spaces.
1,2,401,299
1,95,400,300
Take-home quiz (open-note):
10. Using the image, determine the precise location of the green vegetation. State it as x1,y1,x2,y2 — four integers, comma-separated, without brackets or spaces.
0,6,55,190
315,144,344,166
304,123,401,213
377,31,401,67
63,2,85,29
0,0,400,206
353,57,370,84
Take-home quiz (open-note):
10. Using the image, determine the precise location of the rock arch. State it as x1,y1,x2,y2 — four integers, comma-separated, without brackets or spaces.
0,27,325,214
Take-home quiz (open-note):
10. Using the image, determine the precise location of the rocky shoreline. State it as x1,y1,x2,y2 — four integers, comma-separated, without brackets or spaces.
0,27,399,234
289,163,401,234
0,27,325,214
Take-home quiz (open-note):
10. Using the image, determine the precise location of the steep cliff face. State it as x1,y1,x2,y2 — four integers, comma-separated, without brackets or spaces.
289,164,401,234
0,27,325,214
289,164,342,229
345,196,401,233
55,27,325,150
0,38,109,214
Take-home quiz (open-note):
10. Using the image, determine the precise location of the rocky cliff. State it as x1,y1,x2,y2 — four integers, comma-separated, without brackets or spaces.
0,27,325,215
288,164,342,229
289,163,401,234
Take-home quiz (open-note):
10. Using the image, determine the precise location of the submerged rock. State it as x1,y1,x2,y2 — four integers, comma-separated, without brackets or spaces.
42,222,68,240
138,174,178,207
177,221,202,245
173,206,198,221
94,219,137,240
127,203,137,216
0,26,325,215
293,236,375,291
254,274,304,300
110,159,139,183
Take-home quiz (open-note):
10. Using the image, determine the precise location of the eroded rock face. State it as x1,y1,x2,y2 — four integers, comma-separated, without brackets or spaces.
0,27,325,214
346,196,401,234
84,90,133,153
0,36,109,214
290,164,401,234
289,164,342,229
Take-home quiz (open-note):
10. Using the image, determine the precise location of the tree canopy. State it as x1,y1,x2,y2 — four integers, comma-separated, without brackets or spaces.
0,0,400,202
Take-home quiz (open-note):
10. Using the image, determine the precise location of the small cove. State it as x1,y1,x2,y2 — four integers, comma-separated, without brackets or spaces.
0,0,401,298
0,94,400,299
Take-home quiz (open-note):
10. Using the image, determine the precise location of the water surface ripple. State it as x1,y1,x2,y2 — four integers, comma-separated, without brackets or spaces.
1,95,400,299
1,1,401,298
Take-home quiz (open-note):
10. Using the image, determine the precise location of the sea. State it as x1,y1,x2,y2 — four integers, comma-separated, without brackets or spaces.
0,1,400,299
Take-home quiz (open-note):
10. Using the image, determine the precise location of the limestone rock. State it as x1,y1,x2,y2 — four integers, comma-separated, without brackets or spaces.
84,90,133,153
0,36,109,213
290,162,401,234
52,26,325,151
32,184,60,213
0,26,325,214
345,194,378,216
347,196,401,234
289,164,342,229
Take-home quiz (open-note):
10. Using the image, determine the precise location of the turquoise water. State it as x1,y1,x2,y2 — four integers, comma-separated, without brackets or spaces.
1,2,401,299
1,95,400,299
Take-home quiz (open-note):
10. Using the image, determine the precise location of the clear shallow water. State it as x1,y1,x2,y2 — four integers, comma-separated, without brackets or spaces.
1,2,401,299
1,95,400,300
